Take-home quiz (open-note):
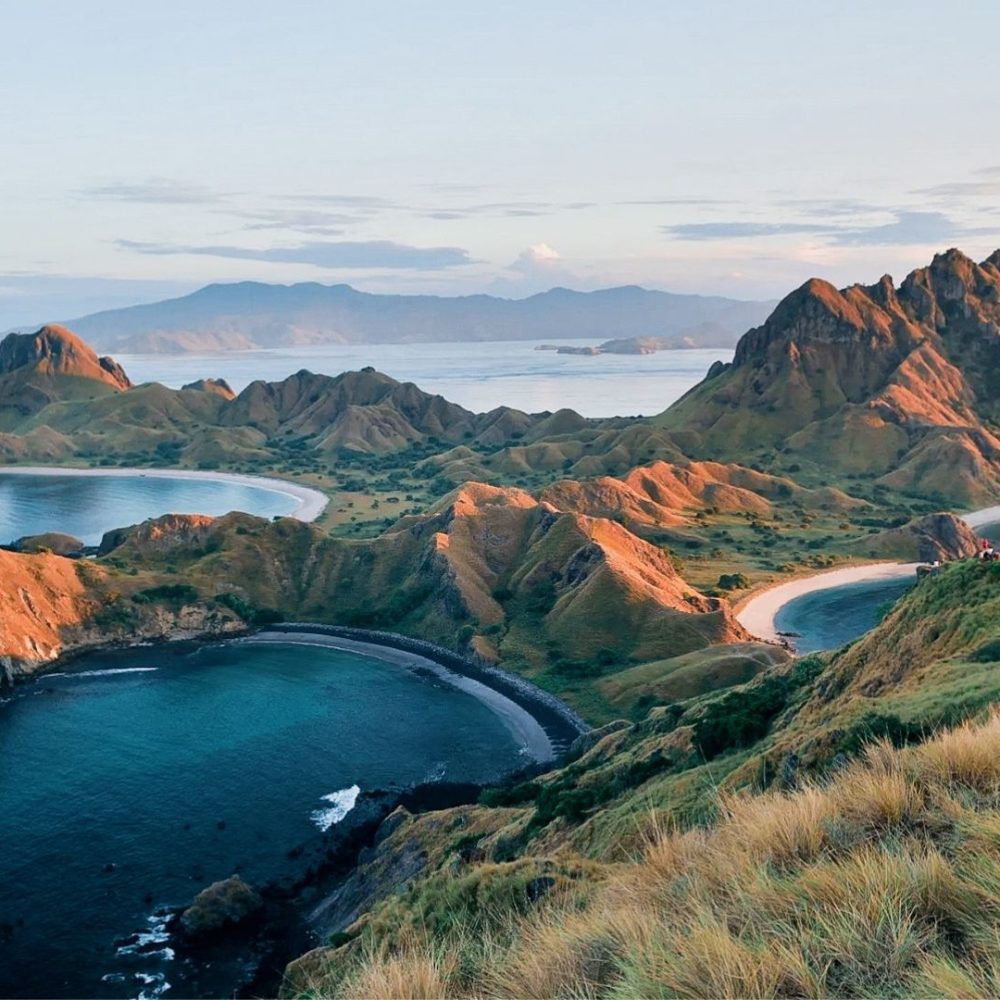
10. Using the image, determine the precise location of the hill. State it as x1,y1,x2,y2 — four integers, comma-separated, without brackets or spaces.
282,559,1000,999
54,282,773,354
661,249,1000,505
0,325,131,429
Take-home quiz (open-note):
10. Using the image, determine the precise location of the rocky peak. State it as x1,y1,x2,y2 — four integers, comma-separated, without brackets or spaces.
0,324,132,390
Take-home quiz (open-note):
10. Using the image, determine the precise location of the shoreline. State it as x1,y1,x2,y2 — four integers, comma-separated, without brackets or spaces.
735,562,922,644
248,623,589,762
0,465,329,523
737,504,1000,645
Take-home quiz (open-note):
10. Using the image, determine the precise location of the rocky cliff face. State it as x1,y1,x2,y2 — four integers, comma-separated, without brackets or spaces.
662,249,1000,504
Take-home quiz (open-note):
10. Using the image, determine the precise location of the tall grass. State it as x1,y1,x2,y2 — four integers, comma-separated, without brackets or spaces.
293,712,1000,999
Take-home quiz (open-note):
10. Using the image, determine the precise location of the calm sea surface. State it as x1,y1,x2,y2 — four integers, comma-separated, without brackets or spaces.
118,341,732,417
0,641,527,998
0,474,299,545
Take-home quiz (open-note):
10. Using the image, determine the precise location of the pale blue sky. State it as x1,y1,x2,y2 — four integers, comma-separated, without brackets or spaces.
2,0,998,325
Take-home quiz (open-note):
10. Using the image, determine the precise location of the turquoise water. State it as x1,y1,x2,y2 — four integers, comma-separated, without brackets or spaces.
0,641,527,998
774,578,915,653
0,473,299,546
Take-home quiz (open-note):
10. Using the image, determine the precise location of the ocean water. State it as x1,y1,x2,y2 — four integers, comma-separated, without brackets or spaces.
0,641,528,998
118,341,732,418
774,578,916,654
0,473,300,546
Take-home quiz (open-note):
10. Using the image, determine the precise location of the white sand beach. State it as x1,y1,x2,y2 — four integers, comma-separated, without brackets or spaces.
0,466,329,522
736,505,1000,644
735,562,922,643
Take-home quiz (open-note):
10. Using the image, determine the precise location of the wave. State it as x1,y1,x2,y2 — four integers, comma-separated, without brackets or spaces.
311,784,361,831
134,971,171,999
49,667,160,680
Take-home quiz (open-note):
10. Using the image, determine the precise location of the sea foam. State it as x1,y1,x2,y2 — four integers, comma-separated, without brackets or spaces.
311,784,361,831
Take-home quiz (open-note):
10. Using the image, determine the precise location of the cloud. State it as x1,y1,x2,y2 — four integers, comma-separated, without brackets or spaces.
80,178,222,204
664,221,825,240
115,238,473,270
233,208,357,234
915,180,1000,198
826,210,990,246
511,243,562,272
417,200,597,221
622,197,734,206
662,211,998,247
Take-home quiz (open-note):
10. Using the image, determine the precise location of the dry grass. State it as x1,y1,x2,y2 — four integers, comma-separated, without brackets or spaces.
298,711,1000,999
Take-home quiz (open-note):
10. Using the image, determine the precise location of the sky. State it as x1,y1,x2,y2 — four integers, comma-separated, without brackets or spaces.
2,0,999,327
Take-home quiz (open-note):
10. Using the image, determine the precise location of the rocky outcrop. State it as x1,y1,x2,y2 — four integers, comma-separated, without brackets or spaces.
179,876,263,938
846,512,981,563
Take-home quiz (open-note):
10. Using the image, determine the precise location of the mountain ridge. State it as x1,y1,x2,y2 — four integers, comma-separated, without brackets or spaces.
40,281,774,354
660,248,1000,504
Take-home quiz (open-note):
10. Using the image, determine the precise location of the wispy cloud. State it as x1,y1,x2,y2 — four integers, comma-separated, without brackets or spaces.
623,197,734,206
663,210,998,247
115,238,473,270
664,221,825,240
826,210,992,246
232,208,357,235
914,179,1000,198
80,178,223,205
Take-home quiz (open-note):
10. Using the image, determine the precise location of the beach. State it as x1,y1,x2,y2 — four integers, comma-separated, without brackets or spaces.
0,466,329,522
244,629,558,764
737,505,1000,644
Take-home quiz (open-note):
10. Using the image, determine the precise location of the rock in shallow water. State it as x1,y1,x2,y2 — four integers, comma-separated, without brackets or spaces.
179,875,263,938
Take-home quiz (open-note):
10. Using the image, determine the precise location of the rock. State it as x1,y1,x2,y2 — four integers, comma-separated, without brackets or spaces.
179,876,263,938
10,532,85,557
568,720,630,759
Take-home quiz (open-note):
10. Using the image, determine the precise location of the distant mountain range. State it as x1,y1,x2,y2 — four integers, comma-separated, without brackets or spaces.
52,282,774,354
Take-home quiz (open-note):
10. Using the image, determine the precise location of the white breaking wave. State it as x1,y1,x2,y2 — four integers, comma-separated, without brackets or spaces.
134,971,171,999
49,667,159,679
311,784,361,831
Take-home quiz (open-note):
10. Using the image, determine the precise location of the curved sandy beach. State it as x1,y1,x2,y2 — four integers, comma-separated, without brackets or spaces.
0,465,329,522
245,630,556,764
737,505,1000,645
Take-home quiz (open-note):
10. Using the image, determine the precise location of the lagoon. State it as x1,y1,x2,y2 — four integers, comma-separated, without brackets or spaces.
0,469,321,546
0,639,531,998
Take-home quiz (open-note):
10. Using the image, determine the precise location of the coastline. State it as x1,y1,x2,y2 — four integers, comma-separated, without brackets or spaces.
0,465,329,522
736,504,1000,645
245,623,589,763
735,562,921,643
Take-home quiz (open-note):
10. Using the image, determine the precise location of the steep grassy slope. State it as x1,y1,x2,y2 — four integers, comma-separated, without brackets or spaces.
661,249,1000,506
283,563,1000,999
290,713,1000,999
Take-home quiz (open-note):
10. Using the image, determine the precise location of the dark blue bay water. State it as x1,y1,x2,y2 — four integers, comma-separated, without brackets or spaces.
0,641,528,998
0,473,299,546
774,578,915,653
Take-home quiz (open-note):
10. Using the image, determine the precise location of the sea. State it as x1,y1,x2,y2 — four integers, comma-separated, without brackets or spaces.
0,641,530,998
117,341,732,418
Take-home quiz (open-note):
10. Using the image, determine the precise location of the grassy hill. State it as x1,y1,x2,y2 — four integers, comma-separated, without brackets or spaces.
281,560,1000,998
